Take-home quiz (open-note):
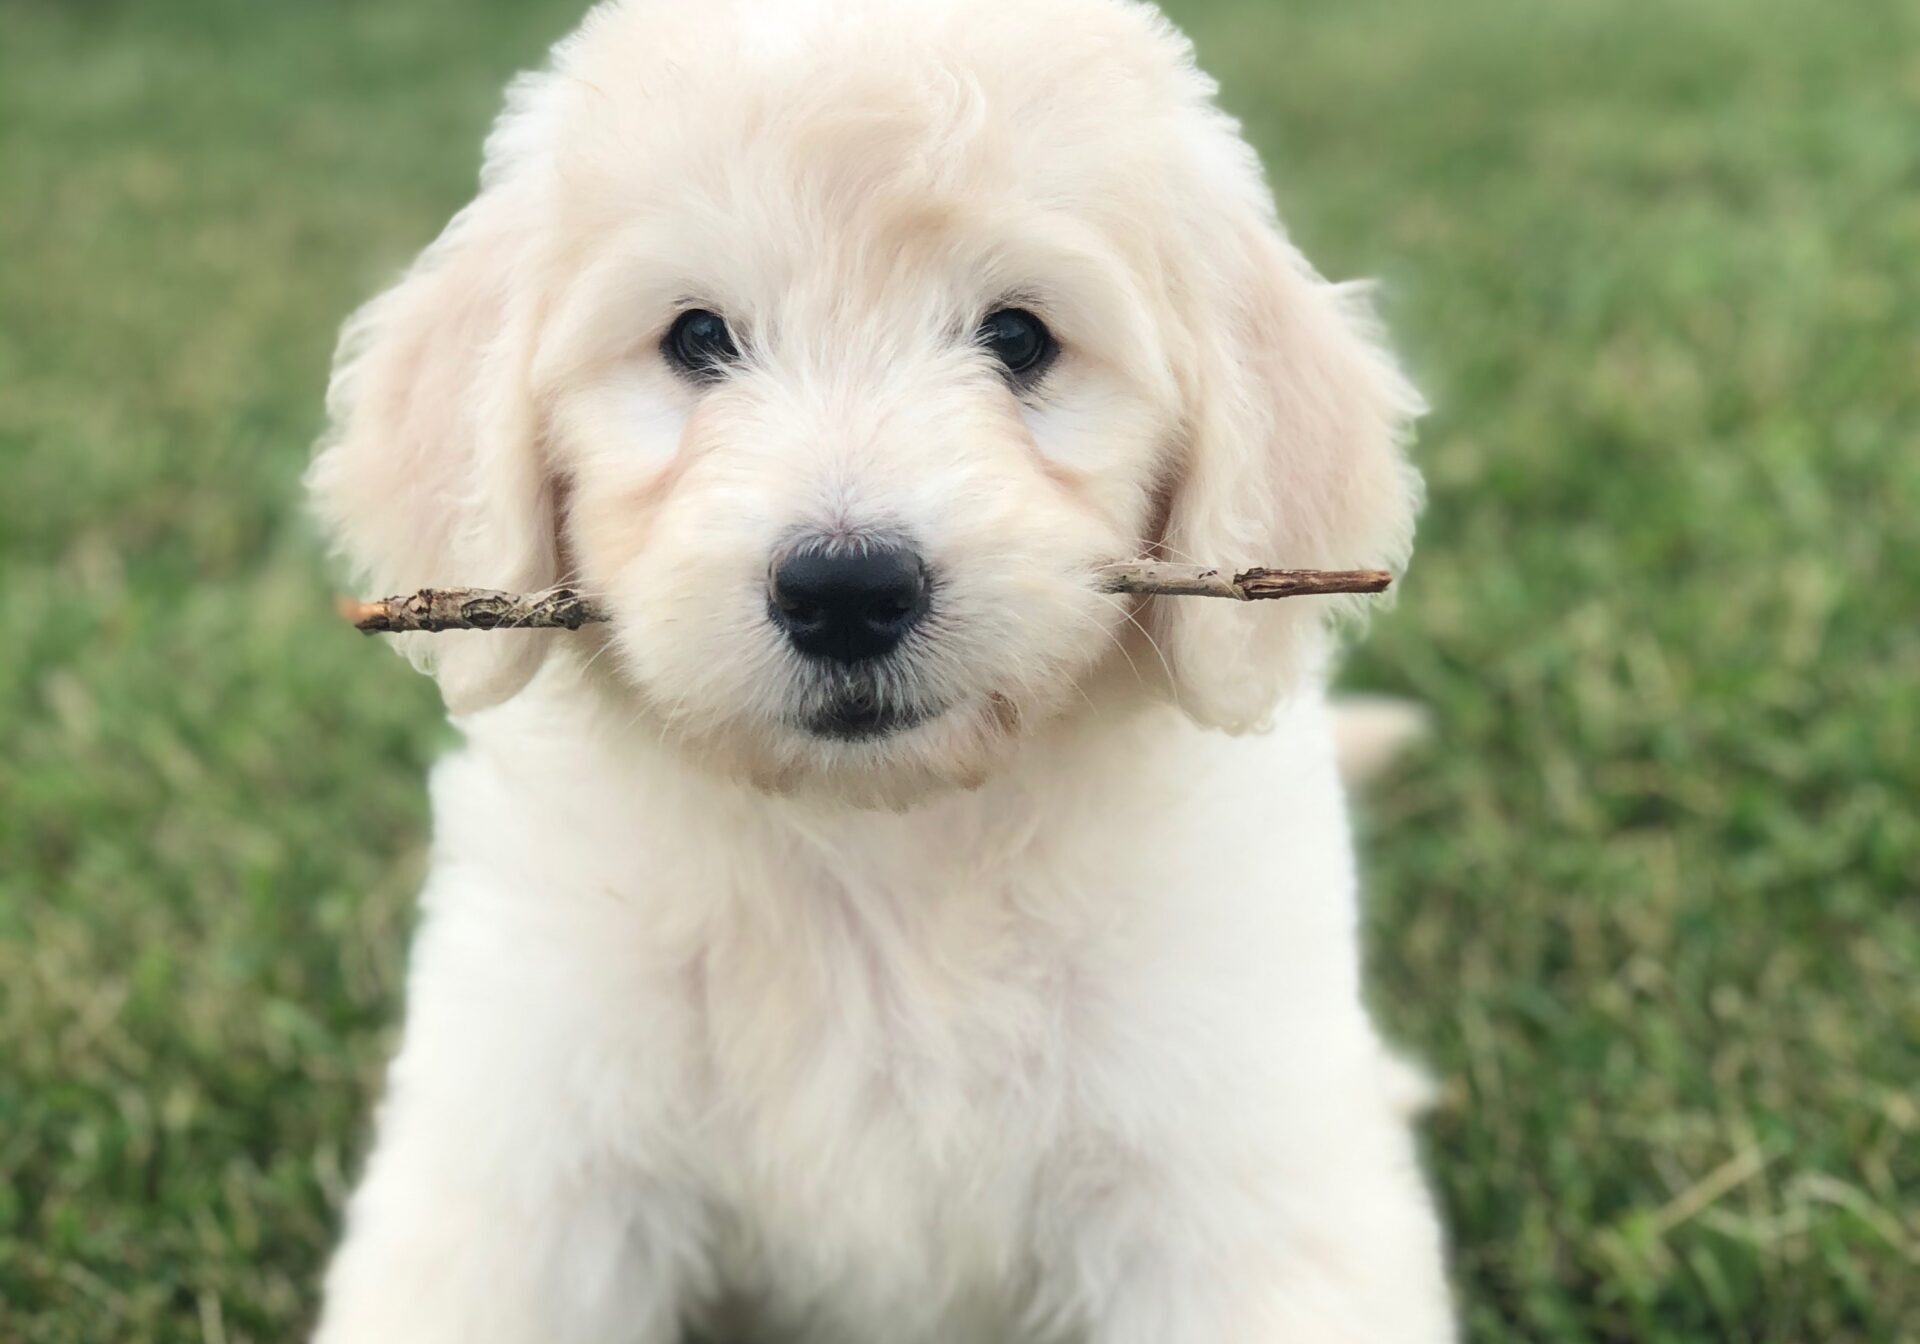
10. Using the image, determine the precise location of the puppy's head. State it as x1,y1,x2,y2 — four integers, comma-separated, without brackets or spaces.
310,0,1422,804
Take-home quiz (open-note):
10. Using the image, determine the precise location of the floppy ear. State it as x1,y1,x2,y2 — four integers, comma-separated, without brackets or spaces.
307,189,561,716
1151,209,1425,732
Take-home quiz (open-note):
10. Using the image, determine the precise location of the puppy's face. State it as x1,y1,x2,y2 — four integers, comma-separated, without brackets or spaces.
541,96,1181,798
311,0,1422,804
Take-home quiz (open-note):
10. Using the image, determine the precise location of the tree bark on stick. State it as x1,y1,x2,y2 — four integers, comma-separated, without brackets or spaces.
340,563,1393,636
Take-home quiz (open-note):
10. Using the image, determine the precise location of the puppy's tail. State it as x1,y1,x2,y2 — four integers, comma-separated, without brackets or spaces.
1378,1051,1441,1119
1330,695,1431,788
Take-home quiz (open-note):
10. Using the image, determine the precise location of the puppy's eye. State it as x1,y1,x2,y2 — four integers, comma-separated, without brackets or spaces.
977,308,1057,386
664,309,741,382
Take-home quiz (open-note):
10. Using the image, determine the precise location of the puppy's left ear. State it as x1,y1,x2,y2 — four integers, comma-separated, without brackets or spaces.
1152,207,1425,732
307,186,562,716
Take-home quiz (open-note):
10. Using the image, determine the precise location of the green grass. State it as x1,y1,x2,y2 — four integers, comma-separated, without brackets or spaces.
1,0,1915,1338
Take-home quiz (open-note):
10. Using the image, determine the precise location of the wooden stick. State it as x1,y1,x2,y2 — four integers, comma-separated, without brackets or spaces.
1094,562,1392,603
336,588,604,635
340,563,1393,636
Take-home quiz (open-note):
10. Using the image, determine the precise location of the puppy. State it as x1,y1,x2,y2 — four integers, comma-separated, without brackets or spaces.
308,0,1451,1339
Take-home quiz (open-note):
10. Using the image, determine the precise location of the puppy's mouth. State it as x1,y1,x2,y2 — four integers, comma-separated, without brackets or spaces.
806,695,930,742
792,670,941,742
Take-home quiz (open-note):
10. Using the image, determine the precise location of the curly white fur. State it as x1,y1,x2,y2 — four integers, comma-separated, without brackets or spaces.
307,0,1452,1339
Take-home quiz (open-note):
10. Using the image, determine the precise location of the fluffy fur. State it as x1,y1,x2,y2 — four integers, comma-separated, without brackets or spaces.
307,0,1451,1338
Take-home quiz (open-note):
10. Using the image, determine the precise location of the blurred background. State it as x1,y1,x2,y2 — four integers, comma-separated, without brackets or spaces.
2,0,1915,1339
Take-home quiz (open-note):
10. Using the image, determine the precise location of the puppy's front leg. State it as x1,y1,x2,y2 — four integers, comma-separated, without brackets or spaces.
1074,1159,1453,1344
313,890,699,1344
1061,1064,1453,1344
313,1080,693,1344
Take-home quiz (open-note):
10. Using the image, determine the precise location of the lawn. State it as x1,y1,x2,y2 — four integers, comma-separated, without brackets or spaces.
1,0,1915,1339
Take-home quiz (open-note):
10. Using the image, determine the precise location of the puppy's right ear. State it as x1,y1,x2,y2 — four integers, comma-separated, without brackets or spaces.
1148,199,1424,733
307,187,561,716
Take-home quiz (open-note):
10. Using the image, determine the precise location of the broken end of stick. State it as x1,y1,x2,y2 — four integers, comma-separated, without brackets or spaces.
336,595,391,634
1233,568,1394,600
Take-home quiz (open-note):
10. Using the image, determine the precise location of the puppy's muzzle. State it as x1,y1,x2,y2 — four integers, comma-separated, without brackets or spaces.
769,538,931,665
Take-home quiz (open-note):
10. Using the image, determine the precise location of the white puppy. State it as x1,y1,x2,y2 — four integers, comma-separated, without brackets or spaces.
308,0,1451,1339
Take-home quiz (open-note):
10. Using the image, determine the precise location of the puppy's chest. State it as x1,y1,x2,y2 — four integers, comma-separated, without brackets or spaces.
682,880,1076,1309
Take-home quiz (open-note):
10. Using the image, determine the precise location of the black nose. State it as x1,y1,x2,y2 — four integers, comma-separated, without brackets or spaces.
769,542,931,664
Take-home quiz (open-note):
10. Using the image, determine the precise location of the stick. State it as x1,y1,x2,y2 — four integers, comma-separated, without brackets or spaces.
1094,562,1392,602
336,588,604,635
340,563,1393,636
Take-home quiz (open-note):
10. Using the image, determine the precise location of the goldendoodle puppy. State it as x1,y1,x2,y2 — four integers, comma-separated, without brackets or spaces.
309,0,1449,1339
